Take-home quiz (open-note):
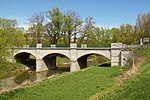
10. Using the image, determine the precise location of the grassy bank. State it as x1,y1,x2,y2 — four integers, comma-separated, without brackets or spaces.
0,66,122,100
0,62,26,79
98,49,150,100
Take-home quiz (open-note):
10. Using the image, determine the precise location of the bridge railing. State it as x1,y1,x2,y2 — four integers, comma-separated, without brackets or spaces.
20,43,145,49
77,44,111,48
87,44,111,48
42,44,70,48
22,44,111,49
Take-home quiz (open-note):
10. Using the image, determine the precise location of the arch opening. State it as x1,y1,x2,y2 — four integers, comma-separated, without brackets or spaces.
14,52,36,70
42,53,70,72
77,53,110,69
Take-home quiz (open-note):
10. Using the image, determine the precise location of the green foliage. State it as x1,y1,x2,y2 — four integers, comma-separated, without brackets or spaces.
45,7,64,44
0,67,122,100
0,18,26,79
0,61,26,79
94,27,112,44
111,24,140,44
0,18,26,60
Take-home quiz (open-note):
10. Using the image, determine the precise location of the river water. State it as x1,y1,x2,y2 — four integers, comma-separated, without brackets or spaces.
0,61,108,93
0,69,67,93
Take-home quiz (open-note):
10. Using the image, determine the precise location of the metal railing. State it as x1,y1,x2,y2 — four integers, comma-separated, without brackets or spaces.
22,44,111,49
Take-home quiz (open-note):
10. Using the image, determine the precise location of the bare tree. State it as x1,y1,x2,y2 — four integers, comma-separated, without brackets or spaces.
63,10,83,44
81,17,95,44
137,13,150,38
28,12,45,44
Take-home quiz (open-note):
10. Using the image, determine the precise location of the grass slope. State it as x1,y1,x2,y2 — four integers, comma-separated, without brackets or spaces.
100,49,150,100
0,66,122,100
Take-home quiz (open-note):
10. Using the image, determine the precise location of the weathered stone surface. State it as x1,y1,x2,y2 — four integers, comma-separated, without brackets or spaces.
36,44,42,48
111,43,123,48
70,43,77,48
121,51,133,66
13,43,133,72
111,50,121,56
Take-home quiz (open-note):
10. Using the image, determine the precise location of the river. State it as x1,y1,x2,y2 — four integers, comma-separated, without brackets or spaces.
0,61,109,93
0,69,67,93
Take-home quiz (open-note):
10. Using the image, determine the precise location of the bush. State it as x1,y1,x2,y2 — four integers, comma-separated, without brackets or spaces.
0,61,26,79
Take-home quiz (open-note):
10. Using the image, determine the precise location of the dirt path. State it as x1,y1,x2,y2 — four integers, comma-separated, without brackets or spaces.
117,56,147,85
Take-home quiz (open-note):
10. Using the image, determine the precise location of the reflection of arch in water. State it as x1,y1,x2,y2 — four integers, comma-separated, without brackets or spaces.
14,52,36,70
42,53,70,70
77,53,110,69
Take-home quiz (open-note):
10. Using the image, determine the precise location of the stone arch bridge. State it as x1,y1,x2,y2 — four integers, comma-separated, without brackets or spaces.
13,43,132,72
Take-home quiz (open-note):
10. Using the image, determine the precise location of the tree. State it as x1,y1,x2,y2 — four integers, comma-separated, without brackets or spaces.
94,27,112,44
137,13,150,38
111,27,120,43
0,18,26,62
28,12,45,44
111,24,140,44
81,17,96,44
45,7,63,44
62,10,83,44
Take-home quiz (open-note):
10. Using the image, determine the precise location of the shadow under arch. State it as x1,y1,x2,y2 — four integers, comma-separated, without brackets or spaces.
14,52,36,70
77,53,110,69
42,53,70,71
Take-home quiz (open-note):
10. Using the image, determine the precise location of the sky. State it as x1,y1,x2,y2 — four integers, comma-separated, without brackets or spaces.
0,0,150,28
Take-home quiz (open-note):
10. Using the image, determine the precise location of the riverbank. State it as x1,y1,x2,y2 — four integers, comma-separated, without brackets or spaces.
0,62,26,80
0,66,122,100
92,48,150,99
1,49,149,99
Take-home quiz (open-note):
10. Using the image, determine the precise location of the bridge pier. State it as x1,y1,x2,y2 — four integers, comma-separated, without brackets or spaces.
70,60,80,72
70,43,80,72
36,59,48,72
111,43,122,66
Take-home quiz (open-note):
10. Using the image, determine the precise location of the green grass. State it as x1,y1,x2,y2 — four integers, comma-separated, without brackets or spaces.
99,48,150,100
0,66,122,100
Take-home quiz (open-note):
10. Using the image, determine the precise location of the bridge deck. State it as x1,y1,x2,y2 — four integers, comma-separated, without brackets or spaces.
13,47,111,50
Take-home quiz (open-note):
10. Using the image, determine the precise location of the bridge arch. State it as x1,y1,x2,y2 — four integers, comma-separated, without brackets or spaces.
76,50,111,69
42,53,70,70
14,52,36,70
14,50,36,58
41,50,70,60
77,50,110,60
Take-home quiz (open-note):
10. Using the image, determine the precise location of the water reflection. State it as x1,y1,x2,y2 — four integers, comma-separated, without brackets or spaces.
0,61,108,92
0,70,65,92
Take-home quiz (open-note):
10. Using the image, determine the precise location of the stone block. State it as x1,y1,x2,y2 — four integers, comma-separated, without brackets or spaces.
70,43,77,48
111,43,123,48
111,56,120,63
36,44,42,48
111,62,120,66
111,50,121,56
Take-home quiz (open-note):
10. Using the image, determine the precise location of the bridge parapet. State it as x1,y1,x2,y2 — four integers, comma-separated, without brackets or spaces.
22,43,111,49
14,43,133,72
